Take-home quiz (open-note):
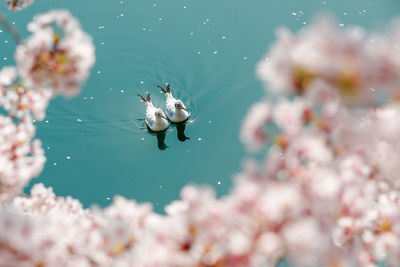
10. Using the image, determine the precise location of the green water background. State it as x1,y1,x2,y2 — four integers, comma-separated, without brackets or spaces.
0,0,399,213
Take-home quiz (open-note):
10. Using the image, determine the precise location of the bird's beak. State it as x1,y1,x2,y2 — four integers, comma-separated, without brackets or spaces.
182,107,187,111
162,115,167,120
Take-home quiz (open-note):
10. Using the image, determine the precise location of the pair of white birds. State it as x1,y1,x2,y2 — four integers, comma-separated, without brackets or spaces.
137,84,190,132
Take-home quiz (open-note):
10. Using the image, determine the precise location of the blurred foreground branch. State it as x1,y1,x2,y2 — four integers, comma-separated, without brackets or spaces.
0,13,21,44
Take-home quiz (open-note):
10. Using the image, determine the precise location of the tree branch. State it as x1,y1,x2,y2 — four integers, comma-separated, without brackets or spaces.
0,13,22,45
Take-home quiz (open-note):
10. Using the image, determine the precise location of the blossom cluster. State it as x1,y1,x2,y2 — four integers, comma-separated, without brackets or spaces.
257,17,400,106
0,115,44,203
0,181,336,266
5,0,33,11
16,10,96,97
240,18,400,266
0,66,52,120
0,10,94,201
2,9,400,267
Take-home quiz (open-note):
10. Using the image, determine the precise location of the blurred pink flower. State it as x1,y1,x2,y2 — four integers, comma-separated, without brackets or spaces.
0,115,45,202
15,10,95,97
257,18,400,106
240,101,270,151
5,0,33,11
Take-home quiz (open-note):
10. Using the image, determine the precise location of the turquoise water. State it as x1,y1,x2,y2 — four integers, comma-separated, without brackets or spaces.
1,0,399,212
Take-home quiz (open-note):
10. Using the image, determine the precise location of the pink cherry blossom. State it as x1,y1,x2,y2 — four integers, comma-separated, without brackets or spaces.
240,101,270,151
0,115,45,202
0,67,52,120
257,17,400,106
15,10,95,97
5,0,33,11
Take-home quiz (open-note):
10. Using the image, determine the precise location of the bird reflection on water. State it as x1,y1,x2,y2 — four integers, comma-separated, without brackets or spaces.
175,121,190,142
145,119,191,150
146,126,169,151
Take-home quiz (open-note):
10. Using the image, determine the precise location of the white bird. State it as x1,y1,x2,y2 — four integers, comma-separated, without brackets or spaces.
158,84,190,123
137,93,169,132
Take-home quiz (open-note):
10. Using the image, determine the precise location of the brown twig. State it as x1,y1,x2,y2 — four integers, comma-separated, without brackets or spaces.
0,13,22,45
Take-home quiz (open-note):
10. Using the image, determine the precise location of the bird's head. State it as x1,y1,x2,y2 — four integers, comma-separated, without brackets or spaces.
155,109,167,120
175,100,187,111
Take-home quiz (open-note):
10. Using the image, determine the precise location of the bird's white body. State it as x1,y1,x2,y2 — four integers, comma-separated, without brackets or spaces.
165,92,190,123
145,101,169,132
